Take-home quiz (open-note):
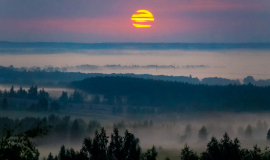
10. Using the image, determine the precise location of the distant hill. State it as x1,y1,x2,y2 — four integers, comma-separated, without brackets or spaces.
1,65,270,86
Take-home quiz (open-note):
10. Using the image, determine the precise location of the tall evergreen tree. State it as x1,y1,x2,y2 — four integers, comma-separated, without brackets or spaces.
47,152,54,160
17,87,27,98
141,146,158,160
28,85,38,99
244,125,253,138
267,129,270,141
9,85,16,98
198,126,208,141
180,145,199,160
59,91,68,103
108,128,123,160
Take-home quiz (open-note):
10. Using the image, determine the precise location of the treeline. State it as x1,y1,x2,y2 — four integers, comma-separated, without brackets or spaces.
2,123,270,160
0,115,157,145
71,76,270,112
44,128,157,160
0,85,49,99
180,133,270,160
2,117,270,160
0,86,84,111
2,65,270,86
43,131,270,160
0,115,100,145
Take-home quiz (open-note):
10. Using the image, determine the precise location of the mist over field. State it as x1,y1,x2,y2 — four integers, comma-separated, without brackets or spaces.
0,47,270,81
2,0,270,159
1,109,270,160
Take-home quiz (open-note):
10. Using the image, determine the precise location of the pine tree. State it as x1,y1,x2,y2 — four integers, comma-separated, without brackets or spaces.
59,91,68,103
9,85,16,98
141,146,158,160
267,129,270,141
58,145,66,160
198,126,208,141
47,152,54,160
108,128,123,160
244,125,253,138
180,145,199,160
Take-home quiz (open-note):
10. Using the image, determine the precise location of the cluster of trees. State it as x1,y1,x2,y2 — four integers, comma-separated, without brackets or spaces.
180,133,270,160
180,121,270,143
237,121,269,138
0,85,49,99
0,115,102,145
71,77,270,112
0,118,50,160
0,86,84,111
45,128,158,160
59,90,84,104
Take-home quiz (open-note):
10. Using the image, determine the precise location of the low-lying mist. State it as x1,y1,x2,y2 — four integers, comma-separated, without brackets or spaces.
1,49,270,80
1,110,269,159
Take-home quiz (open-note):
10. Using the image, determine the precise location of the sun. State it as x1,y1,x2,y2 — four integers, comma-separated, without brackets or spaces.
131,10,154,28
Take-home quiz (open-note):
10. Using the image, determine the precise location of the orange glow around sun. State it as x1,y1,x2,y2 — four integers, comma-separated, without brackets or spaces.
131,10,154,28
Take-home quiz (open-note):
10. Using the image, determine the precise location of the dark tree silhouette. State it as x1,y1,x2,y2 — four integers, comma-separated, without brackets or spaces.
141,146,158,160
200,133,242,160
59,91,68,104
70,90,84,103
9,85,16,98
108,128,123,160
28,85,38,99
244,124,253,138
47,152,54,160
39,88,49,99
122,130,141,160
267,129,270,141
198,126,208,141
180,144,199,160
17,87,27,98
0,118,50,160
71,76,270,112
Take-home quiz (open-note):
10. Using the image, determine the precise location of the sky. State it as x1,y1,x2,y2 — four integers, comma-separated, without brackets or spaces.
0,0,270,43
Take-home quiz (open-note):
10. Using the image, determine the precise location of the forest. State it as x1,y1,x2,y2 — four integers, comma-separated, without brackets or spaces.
71,76,270,112
1,65,270,86
1,75,270,160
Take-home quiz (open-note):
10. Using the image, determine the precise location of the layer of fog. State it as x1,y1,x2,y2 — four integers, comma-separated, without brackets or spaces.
2,109,270,159
1,49,270,81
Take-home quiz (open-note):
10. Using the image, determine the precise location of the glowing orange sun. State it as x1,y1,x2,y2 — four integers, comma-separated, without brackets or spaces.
131,10,154,28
